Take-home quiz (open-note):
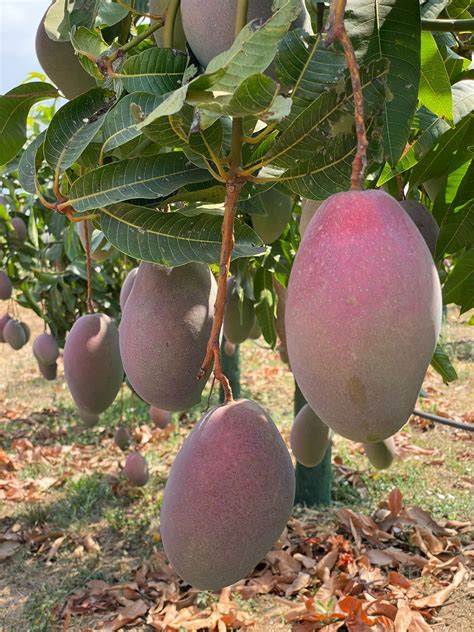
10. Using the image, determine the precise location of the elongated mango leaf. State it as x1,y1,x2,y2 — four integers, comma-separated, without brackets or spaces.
70,25,109,80
198,73,291,122
430,344,458,384
204,0,301,93
253,267,277,347
101,92,165,156
44,88,114,172
268,59,388,168
0,82,58,166
435,162,474,256
18,131,46,194
443,249,474,314
346,0,421,166
67,153,209,212
116,48,188,95
100,203,265,266
419,31,453,123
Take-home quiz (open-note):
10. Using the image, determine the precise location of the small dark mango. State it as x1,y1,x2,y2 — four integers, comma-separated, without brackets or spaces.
0,272,12,300
124,452,149,486
4,319,27,350
11,217,27,242
114,426,132,451
150,406,172,429
38,361,58,381
33,333,59,365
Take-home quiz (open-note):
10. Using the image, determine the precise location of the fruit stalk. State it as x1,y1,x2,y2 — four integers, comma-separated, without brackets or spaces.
163,0,181,48
83,220,94,314
325,0,367,190
198,178,245,402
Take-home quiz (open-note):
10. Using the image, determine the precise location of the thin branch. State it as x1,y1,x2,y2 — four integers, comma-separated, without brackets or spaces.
163,0,181,48
83,221,94,314
197,178,245,403
98,20,164,72
325,0,367,190
421,17,474,32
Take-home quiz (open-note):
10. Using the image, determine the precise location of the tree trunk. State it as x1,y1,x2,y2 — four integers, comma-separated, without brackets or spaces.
294,381,332,507
219,338,241,402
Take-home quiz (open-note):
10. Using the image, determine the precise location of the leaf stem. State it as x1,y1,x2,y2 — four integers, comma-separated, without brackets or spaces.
421,18,474,32
163,0,181,48
99,19,164,71
235,0,249,38
325,0,367,190
83,221,94,314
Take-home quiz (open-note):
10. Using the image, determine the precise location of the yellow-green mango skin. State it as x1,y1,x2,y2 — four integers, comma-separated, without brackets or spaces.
120,262,217,411
290,404,331,467
363,437,395,470
160,399,295,590
150,0,187,50
64,314,123,415
251,188,293,244
299,200,321,238
399,200,439,257
181,0,307,67
223,277,256,344
286,190,442,444
35,13,95,99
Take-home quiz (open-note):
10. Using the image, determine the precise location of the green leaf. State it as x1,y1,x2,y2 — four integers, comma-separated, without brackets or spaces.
67,153,209,212
0,82,59,166
267,59,388,169
28,208,39,249
346,0,421,166
101,92,165,156
198,73,291,122
430,344,458,384
435,162,474,256
70,26,109,80
44,88,113,172
443,249,474,314
68,0,101,30
253,267,277,348
419,31,453,123
44,0,70,41
18,132,46,194
116,48,188,95
96,0,129,26
421,0,450,18
205,0,302,92
100,203,265,266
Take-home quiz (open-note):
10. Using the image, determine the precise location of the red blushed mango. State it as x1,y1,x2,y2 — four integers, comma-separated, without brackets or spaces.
149,406,171,429
64,314,123,415
160,399,295,590
286,190,442,444
33,333,59,365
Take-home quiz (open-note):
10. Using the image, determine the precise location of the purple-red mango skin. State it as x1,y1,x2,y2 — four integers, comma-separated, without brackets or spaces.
0,272,12,300
290,404,331,468
33,333,59,365
4,320,26,349
0,314,12,342
11,217,27,242
286,190,442,444
120,262,217,411
119,268,138,310
124,452,149,486
64,314,123,415
150,406,171,429
38,361,58,381
160,399,295,590
363,437,395,470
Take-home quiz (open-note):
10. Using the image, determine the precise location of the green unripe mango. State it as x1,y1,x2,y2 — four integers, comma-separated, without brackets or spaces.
251,188,293,244
150,0,187,50
223,277,256,344
160,399,295,589
290,404,331,468
299,200,321,238
363,437,396,470
35,10,95,100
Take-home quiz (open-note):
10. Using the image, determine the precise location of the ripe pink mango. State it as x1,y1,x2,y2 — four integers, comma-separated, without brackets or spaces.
149,406,171,429
286,190,442,443
160,399,295,590
33,333,59,365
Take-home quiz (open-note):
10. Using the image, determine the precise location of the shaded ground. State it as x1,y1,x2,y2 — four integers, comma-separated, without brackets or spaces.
0,307,472,631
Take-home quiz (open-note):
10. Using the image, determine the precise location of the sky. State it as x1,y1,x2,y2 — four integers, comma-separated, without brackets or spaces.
0,0,46,94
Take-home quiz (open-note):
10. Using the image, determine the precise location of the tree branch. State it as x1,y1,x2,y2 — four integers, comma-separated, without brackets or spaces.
421,18,474,32
325,0,367,190
83,221,94,314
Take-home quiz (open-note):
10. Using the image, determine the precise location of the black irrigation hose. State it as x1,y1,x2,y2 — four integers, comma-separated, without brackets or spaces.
413,410,474,432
